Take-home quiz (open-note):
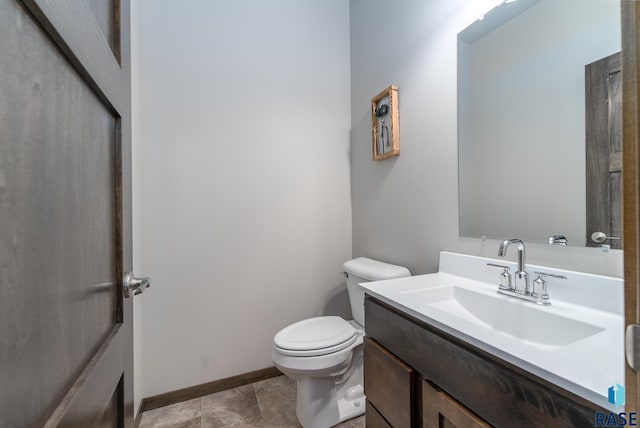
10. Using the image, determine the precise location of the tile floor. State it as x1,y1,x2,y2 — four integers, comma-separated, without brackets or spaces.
139,375,366,428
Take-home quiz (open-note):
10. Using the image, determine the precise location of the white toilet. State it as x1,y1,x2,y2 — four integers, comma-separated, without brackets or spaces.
272,257,411,428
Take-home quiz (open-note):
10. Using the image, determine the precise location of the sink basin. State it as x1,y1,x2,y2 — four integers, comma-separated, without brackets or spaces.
403,286,604,349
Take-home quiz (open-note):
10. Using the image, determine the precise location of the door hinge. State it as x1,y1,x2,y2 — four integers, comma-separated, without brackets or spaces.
626,324,640,371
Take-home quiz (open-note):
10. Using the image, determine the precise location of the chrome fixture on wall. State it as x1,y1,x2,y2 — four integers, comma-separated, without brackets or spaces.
548,235,568,246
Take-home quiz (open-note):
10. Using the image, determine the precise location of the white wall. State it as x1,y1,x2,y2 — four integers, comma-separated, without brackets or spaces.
130,0,144,415
349,0,623,277
134,0,352,397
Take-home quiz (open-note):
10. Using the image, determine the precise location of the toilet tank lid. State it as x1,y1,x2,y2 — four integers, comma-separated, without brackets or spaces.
343,257,410,281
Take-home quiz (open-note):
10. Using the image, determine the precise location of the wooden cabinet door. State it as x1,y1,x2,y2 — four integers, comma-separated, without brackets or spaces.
366,401,393,428
364,337,415,428
423,381,490,428
0,0,133,427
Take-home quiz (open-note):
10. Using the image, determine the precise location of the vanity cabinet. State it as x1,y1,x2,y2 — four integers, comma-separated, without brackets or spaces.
363,296,609,428
364,334,486,428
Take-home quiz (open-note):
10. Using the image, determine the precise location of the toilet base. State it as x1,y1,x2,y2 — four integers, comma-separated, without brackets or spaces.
292,344,365,428
295,378,365,428
336,385,365,422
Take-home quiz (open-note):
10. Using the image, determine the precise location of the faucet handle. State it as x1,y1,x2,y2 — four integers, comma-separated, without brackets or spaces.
487,263,509,270
533,271,567,280
531,271,566,305
487,263,513,291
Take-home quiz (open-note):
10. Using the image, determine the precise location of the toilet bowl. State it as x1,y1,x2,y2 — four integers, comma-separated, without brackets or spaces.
272,258,410,428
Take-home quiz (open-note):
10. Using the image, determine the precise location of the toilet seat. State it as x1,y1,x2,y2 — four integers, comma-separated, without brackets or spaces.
274,316,356,357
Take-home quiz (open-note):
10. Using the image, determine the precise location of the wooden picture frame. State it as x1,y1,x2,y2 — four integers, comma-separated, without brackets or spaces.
371,85,400,160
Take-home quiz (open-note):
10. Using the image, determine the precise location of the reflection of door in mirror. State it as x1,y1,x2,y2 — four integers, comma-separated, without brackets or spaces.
586,52,622,249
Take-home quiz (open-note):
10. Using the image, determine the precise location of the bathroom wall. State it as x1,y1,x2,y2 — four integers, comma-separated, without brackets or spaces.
133,0,352,397
130,0,143,414
349,0,623,277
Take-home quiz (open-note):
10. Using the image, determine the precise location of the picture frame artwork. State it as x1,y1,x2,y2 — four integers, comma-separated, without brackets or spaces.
371,85,399,161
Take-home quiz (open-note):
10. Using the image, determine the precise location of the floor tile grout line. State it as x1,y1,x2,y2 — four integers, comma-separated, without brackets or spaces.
252,381,265,421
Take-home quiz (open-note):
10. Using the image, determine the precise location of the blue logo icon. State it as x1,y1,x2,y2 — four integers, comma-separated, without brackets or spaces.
608,383,625,407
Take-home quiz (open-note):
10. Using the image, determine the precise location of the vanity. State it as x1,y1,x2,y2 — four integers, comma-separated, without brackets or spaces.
360,252,623,427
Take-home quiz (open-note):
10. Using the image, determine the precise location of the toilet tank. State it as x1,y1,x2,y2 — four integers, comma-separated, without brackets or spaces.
343,257,410,326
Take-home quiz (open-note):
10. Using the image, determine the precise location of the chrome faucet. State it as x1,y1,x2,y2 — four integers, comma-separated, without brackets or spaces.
547,235,568,246
489,239,560,305
497,239,529,295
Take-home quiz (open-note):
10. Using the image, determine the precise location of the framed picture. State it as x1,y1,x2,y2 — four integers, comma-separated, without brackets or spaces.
371,85,399,161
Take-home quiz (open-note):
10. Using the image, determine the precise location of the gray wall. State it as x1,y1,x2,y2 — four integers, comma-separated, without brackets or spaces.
350,0,623,277
130,0,143,414
134,0,352,397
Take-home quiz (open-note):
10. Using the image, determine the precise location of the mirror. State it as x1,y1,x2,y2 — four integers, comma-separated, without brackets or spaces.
458,0,621,247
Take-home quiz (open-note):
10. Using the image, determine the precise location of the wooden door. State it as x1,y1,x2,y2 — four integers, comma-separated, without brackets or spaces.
586,52,623,249
623,0,640,414
0,0,133,427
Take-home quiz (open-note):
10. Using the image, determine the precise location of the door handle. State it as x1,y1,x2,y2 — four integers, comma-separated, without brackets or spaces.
591,231,621,244
627,324,640,371
123,272,150,298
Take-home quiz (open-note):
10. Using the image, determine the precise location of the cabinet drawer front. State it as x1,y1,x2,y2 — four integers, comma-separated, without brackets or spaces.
423,381,491,428
366,401,392,428
364,336,414,428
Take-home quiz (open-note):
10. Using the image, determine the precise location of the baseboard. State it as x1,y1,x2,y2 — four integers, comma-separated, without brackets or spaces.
134,400,143,428
139,366,282,413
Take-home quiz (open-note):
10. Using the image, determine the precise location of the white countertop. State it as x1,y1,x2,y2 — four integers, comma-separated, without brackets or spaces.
359,251,624,409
